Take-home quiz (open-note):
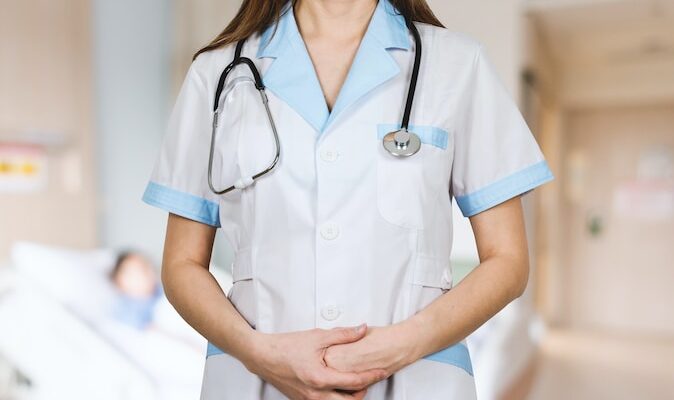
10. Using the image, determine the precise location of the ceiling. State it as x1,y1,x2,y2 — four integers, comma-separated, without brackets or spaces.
529,0,674,69
527,0,674,106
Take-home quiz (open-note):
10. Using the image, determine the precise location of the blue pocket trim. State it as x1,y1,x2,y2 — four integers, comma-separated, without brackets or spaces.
142,181,221,227
377,124,449,150
455,160,554,217
423,342,473,376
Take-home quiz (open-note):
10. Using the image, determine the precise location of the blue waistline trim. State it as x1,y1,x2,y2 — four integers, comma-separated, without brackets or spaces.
142,181,221,227
423,342,473,376
455,160,554,217
206,341,472,376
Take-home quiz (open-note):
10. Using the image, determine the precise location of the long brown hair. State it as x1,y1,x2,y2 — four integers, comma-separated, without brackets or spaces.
193,0,444,60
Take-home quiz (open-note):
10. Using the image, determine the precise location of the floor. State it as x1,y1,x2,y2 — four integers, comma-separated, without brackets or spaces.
527,329,674,400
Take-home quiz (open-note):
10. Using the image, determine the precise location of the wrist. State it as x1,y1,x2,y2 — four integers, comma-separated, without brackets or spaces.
396,312,434,364
237,329,271,374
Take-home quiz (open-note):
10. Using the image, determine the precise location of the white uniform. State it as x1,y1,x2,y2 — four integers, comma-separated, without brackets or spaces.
142,0,554,398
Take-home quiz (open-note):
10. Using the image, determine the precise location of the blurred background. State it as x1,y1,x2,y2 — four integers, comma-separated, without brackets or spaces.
1,0,673,399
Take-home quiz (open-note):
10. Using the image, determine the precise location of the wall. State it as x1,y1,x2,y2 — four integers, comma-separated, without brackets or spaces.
0,0,97,260
562,104,674,335
92,0,173,261
429,0,526,98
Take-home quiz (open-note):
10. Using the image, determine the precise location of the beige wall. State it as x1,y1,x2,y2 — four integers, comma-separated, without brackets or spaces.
429,0,526,99
561,104,674,335
173,0,240,94
0,0,97,260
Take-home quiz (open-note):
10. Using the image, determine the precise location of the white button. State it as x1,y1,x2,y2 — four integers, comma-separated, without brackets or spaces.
320,223,340,240
320,149,339,162
321,305,341,321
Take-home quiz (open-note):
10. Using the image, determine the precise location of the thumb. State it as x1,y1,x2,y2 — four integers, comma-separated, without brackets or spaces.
323,323,367,346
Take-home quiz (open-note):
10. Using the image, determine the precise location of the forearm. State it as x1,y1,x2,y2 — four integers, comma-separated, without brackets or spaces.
162,260,261,367
402,253,528,362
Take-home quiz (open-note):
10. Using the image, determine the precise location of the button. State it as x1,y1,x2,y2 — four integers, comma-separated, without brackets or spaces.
320,148,339,162
321,304,341,321
320,223,340,240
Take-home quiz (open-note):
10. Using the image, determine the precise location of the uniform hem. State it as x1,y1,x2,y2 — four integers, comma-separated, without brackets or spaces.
456,160,554,217
422,342,473,376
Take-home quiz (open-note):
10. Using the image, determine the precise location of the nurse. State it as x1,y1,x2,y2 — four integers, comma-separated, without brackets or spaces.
142,0,554,399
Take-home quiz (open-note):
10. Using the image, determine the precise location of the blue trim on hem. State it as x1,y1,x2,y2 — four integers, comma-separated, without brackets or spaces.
377,124,449,150
206,342,223,358
456,160,554,217
423,342,473,376
142,181,221,227
206,341,473,376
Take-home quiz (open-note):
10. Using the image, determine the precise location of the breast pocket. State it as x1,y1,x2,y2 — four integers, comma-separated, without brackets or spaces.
375,124,452,229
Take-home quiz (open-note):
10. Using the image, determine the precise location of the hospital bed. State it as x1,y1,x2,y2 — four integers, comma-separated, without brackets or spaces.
0,242,232,400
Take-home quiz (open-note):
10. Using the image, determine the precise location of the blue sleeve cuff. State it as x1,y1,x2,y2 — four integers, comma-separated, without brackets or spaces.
142,181,221,227
455,160,554,217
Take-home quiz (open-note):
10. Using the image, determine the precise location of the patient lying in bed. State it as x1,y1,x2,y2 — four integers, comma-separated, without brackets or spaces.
109,251,162,330
1,242,214,399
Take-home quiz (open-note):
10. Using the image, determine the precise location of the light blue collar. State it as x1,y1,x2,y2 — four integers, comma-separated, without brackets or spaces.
256,0,411,134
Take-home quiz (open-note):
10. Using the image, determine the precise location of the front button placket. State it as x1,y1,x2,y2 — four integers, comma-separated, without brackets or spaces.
315,139,344,328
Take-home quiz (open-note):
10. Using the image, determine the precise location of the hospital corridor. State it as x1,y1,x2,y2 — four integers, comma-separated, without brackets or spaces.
1,0,674,399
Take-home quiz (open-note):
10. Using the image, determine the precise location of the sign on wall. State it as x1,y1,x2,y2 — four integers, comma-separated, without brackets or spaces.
0,143,48,193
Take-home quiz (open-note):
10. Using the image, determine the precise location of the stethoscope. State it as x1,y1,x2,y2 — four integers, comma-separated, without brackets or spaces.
208,16,422,195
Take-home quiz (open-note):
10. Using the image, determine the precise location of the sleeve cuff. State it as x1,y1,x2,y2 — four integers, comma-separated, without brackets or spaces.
455,160,554,217
142,181,221,227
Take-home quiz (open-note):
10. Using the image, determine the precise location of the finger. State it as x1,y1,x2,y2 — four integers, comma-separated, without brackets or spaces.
350,389,368,400
335,388,369,400
321,323,367,347
318,367,387,391
329,388,368,400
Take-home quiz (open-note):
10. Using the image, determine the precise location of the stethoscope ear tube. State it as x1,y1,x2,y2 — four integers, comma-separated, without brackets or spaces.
208,39,281,195
213,40,265,112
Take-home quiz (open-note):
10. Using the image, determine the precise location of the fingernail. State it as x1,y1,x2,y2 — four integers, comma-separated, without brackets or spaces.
354,323,366,333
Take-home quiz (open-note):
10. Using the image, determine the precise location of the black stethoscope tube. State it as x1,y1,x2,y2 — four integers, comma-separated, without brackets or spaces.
401,18,422,132
208,15,422,194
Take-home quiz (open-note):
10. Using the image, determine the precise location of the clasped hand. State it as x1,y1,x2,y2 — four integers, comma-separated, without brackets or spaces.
245,323,417,400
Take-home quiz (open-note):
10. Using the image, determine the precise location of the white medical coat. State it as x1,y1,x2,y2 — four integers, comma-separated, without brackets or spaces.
142,0,554,398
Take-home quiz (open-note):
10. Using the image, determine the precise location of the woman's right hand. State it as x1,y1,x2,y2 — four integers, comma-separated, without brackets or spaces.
243,323,389,400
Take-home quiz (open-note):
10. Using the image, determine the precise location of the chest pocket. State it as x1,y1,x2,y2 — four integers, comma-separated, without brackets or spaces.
375,124,452,229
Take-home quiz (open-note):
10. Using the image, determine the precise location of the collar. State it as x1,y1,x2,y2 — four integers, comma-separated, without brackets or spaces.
255,0,412,134
257,0,410,58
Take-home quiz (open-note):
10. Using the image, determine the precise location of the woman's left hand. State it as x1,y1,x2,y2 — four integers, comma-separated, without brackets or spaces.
323,323,420,375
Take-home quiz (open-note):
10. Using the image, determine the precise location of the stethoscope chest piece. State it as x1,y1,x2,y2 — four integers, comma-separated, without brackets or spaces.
383,129,421,157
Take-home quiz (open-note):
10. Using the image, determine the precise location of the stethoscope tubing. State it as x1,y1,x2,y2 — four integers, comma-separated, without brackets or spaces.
400,18,422,132
208,15,421,195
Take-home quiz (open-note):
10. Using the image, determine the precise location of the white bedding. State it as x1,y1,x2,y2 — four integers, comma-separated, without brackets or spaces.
0,242,233,400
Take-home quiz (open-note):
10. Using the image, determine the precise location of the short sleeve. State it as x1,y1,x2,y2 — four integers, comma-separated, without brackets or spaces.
451,44,554,217
141,62,221,227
